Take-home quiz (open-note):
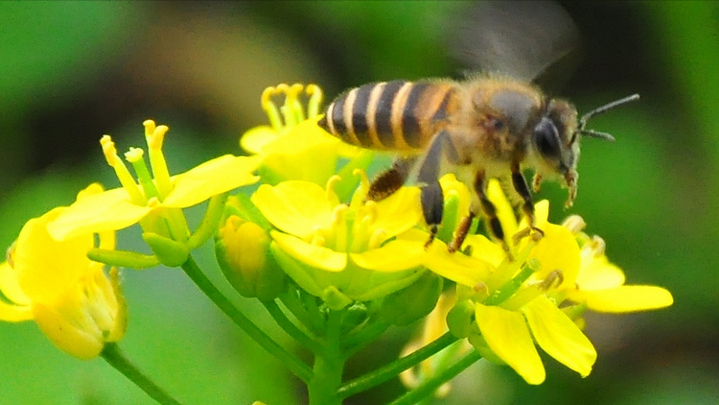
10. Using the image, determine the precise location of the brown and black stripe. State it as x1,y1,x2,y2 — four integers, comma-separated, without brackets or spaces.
319,80,458,152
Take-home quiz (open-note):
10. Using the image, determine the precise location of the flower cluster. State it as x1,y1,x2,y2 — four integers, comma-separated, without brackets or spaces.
0,83,674,404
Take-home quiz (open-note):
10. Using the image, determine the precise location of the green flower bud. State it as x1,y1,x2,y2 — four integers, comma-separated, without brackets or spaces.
142,232,190,267
380,271,443,326
446,299,476,338
215,215,285,300
341,302,369,333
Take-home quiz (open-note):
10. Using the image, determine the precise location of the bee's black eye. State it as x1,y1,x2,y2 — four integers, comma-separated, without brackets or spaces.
533,117,561,159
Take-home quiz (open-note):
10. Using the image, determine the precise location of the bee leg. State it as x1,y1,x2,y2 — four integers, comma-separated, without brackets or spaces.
448,210,475,253
471,171,509,253
421,181,444,249
511,163,544,244
416,131,457,249
366,157,414,202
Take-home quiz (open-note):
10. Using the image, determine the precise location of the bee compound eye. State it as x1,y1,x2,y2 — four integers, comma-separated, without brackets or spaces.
533,117,561,159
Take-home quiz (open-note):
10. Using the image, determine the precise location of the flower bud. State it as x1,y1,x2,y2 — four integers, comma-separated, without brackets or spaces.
215,216,285,300
142,232,190,267
446,299,476,338
380,271,443,326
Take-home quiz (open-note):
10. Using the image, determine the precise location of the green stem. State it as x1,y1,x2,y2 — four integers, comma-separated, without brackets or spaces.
341,318,389,359
388,349,482,405
337,332,458,399
280,286,324,334
263,299,323,353
181,256,313,383
308,310,345,405
101,343,183,405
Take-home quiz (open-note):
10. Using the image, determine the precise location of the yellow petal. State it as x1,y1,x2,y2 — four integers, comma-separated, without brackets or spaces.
466,234,507,267
475,303,545,384
578,285,674,313
271,231,346,272
240,125,277,154
47,188,151,240
14,209,94,303
163,155,260,208
487,179,518,237
0,300,32,322
0,261,30,306
350,239,425,272
576,255,626,290
33,301,104,360
261,121,341,184
522,296,597,377
252,182,334,239
530,223,580,288
424,240,493,287
369,187,422,238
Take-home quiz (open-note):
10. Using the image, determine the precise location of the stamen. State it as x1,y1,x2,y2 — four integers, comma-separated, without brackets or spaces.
326,175,342,205
100,136,145,205
354,168,371,198
538,269,564,291
331,205,349,251
306,84,323,118
562,215,586,234
589,235,606,256
261,85,284,132
368,228,387,250
285,83,305,125
144,121,173,198
310,229,326,246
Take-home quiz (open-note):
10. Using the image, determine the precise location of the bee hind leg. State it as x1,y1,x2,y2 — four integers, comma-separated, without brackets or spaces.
366,157,414,202
511,163,544,245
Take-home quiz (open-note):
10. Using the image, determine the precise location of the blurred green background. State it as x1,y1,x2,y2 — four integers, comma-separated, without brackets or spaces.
0,1,717,404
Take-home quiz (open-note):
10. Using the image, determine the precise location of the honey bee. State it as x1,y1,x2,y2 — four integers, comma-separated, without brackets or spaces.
318,1,639,252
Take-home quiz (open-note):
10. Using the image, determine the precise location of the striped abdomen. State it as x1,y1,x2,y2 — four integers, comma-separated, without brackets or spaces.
319,80,458,152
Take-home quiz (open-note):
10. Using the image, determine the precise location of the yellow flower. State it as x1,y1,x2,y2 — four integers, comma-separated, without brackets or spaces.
0,184,127,359
424,177,594,384
47,120,259,243
426,176,673,385
240,83,367,187
560,216,674,313
251,171,427,309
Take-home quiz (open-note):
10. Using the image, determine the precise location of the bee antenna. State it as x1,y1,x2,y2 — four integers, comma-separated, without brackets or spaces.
578,129,616,142
578,93,640,134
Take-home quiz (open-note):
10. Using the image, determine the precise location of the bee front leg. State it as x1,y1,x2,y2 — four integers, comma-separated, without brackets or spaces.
511,163,544,244
463,171,510,253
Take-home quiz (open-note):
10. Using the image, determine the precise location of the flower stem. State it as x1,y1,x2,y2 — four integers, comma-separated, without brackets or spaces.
388,349,482,405
181,256,313,383
262,299,323,353
308,310,345,405
337,332,458,399
101,343,183,405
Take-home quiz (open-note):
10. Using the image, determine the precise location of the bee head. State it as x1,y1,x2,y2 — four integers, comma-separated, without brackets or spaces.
532,94,640,206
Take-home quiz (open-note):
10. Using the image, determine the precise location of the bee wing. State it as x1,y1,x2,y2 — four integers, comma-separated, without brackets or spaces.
450,0,581,86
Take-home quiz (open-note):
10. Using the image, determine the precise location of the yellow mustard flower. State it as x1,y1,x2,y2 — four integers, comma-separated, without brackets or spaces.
251,171,427,309
559,216,674,313
240,83,367,187
0,184,127,360
47,120,259,242
427,175,673,385
424,176,595,384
